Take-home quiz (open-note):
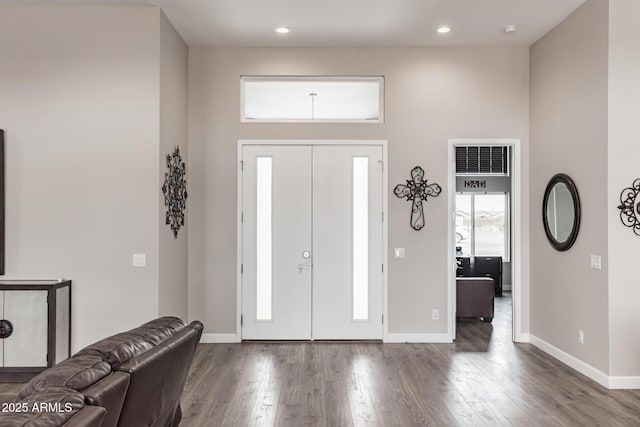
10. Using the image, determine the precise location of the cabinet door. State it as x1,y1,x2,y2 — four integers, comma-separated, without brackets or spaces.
3,291,48,367
0,291,3,366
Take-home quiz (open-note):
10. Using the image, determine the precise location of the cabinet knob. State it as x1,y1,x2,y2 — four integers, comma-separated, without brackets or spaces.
0,319,13,339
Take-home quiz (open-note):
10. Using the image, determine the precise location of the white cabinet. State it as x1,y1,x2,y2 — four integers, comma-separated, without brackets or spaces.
0,280,71,381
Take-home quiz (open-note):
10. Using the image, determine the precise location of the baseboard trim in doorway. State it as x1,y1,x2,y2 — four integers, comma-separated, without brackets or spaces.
384,333,452,343
200,333,240,343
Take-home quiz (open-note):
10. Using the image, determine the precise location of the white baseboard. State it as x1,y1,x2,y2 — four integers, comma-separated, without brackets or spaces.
529,335,610,388
384,333,452,343
608,376,640,389
514,332,530,343
200,333,240,343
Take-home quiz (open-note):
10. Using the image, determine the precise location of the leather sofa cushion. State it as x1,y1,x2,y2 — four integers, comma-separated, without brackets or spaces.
76,317,187,365
0,388,86,426
75,332,154,368
140,316,185,332
130,317,186,345
18,356,111,400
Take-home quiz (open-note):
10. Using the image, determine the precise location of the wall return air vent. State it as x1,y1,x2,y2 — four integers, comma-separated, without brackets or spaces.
455,146,509,175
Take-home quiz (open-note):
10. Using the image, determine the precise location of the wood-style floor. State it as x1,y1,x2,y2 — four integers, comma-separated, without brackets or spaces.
180,294,640,426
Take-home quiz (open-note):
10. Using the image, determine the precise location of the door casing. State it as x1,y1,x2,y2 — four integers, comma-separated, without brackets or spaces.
447,138,526,343
236,140,389,341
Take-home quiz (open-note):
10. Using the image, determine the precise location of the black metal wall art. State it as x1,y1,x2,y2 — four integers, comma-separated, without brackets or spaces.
617,178,640,236
394,166,441,230
162,146,188,238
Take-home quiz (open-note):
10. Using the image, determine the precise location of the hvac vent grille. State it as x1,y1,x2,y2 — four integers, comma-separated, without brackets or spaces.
455,146,509,175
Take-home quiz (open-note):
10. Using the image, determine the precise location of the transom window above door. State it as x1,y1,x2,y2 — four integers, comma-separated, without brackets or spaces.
241,76,384,123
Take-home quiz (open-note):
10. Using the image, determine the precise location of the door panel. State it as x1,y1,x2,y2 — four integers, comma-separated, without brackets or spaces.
312,146,383,339
4,291,48,367
242,146,313,339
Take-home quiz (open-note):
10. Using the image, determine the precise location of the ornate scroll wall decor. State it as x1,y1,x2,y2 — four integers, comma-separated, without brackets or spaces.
394,166,441,230
162,146,188,238
617,178,640,236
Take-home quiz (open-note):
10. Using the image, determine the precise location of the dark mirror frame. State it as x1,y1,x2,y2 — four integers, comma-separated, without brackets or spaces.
542,173,581,252
0,129,4,274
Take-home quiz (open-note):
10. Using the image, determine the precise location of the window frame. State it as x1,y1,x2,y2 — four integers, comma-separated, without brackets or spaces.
455,192,510,262
240,76,385,123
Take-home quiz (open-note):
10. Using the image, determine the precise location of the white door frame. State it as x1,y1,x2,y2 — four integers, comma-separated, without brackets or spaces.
236,139,389,341
447,139,526,342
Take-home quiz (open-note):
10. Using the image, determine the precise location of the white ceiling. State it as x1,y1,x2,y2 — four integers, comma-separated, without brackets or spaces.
0,0,587,47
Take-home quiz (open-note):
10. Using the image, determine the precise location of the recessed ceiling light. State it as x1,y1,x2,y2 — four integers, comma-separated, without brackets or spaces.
504,25,517,34
275,27,291,34
437,26,451,34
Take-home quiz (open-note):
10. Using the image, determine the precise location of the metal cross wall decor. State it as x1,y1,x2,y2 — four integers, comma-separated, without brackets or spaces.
162,146,188,238
394,166,442,230
617,178,640,236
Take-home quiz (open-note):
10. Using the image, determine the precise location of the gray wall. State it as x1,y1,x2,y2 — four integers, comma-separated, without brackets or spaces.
530,0,609,372
608,0,640,377
188,47,530,336
159,11,189,319
0,7,189,350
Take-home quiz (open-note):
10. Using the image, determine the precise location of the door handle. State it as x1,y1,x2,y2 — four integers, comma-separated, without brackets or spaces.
297,263,312,273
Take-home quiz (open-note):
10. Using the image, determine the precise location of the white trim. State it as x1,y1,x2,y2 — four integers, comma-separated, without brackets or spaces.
447,139,526,343
447,145,456,341
239,140,387,146
382,143,389,343
237,140,388,342
384,333,452,343
237,144,243,340
608,376,640,390
200,333,240,344
529,335,609,388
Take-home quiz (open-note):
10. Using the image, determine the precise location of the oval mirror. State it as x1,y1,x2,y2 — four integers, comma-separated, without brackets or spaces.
543,174,581,251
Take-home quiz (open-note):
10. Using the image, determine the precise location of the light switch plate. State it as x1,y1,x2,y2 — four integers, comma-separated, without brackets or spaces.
394,248,405,258
590,255,601,270
133,254,146,267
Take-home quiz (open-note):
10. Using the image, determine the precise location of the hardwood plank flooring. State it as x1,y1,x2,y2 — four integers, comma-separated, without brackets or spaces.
1,295,638,425
181,294,640,426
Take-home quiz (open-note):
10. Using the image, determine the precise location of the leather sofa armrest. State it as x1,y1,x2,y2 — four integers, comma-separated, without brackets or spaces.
64,405,106,427
81,371,130,427
0,393,17,405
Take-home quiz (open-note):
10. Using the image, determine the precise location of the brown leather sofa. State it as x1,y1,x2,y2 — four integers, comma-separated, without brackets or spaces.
456,277,494,322
0,317,203,427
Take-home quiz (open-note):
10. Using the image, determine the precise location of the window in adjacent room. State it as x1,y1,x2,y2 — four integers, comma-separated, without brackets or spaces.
455,193,509,260
241,76,384,123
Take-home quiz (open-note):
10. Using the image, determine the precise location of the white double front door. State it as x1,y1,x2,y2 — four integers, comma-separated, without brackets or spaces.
241,143,384,340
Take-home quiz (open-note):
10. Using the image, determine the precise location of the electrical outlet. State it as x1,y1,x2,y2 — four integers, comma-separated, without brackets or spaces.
578,329,584,344
432,309,440,320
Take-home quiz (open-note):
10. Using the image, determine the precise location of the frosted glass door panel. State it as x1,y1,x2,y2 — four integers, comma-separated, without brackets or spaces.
0,291,3,366
4,291,48,367
352,157,369,320
255,157,273,321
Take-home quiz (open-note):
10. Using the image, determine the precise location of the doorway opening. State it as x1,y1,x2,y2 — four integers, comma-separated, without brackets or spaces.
447,139,524,343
